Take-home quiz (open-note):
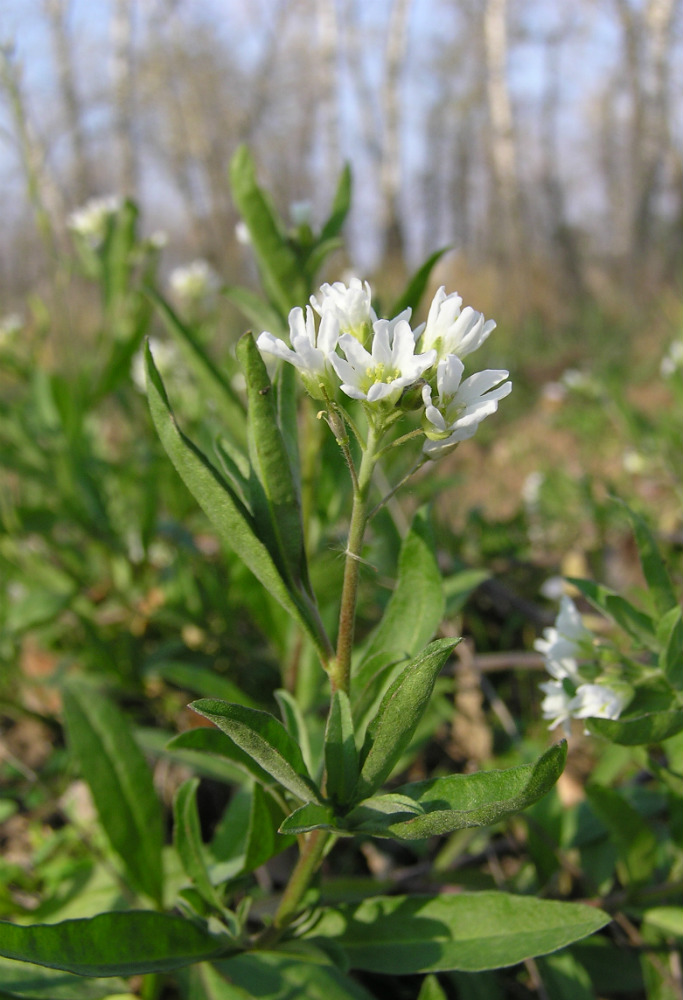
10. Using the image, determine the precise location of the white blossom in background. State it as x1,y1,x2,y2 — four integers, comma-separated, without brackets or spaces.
310,278,377,343
570,683,627,722
661,339,683,378
419,287,496,361
421,354,511,458
68,195,122,247
257,306,340,400
331,319,435,405
539,680,575,735
168,259,221,306
534,594,592,681
235,221,251,246
132,338,178,393
290,200,312,227
0,313,22,346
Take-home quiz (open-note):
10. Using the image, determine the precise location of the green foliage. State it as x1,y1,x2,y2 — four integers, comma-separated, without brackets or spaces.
3,151,680,1000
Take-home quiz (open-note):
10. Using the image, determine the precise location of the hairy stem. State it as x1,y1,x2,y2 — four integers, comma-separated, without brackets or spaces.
331,423,380,694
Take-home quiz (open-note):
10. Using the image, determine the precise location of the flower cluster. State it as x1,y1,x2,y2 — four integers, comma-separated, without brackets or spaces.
535,595,628,736
168,259,221,308
68,195,123,248
257,279,511,458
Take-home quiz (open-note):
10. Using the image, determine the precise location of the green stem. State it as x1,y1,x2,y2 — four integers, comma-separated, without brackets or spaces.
256,828,331,944
331,423,380,694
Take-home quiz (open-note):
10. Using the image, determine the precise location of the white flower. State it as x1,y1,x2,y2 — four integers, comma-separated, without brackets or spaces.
168,259,221,304
661,340,683,378
420,287,496,361
235,221,251,246
290,200,312,227
540,680,575,736
421,354,511,458
257,306,340,399
310,278,377,342
569,683,627,721
0,313,22,345
68,195,122,247
534,595,592,680
331,319,436,405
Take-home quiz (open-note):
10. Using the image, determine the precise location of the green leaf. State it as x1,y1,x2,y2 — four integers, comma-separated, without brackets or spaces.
304,893,611,973
275,688,313,776
389,247,450,317
642,907,683,940
417,975,448,1000
344,742,567,839
0,912,228,977
536,951,596,1000
567,578,656,646
325,690,359,807
144,660,259,708
190,700,322,802
586,710,683,745
62,678,164,906
146,288,245,438
174,778,224,910
586,784,659,884
237,332,308,591
229,146,307,314
319,164,352,242
215,948,377,999
278,802,337,836
244,783,296,872
657,607,683,690
145,345,326,656
356,507,444,683
221,285,286,338
354,638,459,800
619,502,678,615
166,728,276,787
0,956,127,1000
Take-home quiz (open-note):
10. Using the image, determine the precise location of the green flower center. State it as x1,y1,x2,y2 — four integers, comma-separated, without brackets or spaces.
359,363,401,393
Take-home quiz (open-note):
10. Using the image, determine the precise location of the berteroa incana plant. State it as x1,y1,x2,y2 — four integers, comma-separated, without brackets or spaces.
0,149,614,999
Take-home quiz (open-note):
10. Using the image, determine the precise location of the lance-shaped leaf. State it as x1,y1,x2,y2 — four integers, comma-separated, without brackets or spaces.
237,332,308,592
191,700,322,803
567,578,656,647
325,690,359,806
319,163,352,243
146,287,246,441
0,912,228,977
389,247,450,318
275,688,313,775
620,502,678,616
657,606,683,690
586,710,683,745
222,285,287,340
229,146,307,314
0,955,127,1000
62,678,164,906
344,742,567,839
303,893,610,973
279,801,337,836
174,778,224,910
244,782,296,872
145,345,328,658
354,509,444,724
354,638,460,801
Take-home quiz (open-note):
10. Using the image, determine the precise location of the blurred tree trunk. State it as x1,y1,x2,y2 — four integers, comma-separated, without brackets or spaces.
378,0,412,268
483,0,522,264
540,26,585,298
315,0,341,202
44,0,93,201
111,0,138,200
613,0,678,283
